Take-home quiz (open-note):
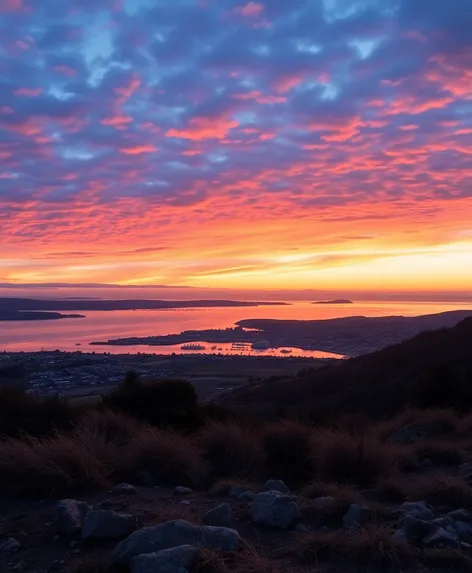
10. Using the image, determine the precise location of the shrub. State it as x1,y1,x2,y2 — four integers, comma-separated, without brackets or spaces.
0,428,111,497
414,439,465,466
404,475,472,507
199,422,261,480
262,421,315,486
119,427,205,487
410,364,472,412
77,409,143,444
312,429,397,487
376,408,459,441
374,476,407,503
102,378,200,430
0,387,79,437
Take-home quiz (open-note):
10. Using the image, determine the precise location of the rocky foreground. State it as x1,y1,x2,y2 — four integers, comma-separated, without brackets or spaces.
2,469,472,573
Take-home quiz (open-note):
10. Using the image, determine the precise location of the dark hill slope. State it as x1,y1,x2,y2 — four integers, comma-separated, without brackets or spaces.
222,317,472,419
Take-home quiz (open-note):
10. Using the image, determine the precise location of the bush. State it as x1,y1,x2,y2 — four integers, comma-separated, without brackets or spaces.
262,421,315,486
77,409,142,444
0,427,112,497
410,364,472,412
199,422,261,480
118,427,205,487
102,377,200,430
312,430,397,487
0,387,79,437
404,475,472,507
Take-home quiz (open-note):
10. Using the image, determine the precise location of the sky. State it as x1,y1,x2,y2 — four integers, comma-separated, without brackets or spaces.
1,0,472,295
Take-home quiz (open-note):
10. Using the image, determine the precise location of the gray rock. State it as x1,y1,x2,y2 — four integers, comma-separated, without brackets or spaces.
454,520,472,541
203,504,232,527
82,510,136,540
136,471,155,487
459,463,472,482
174,486,193,496
343,504,367,528
390,424,427,444
180,500,193,506
391,529,408,542
112,519,240,566
400,501,434,521
55,499,91,535
402,516,437,544
112,483,138,495
264,480,290,494
251,491,299,529
238,491,256,502
448,509,471,522
295,523,311,533
229,486,247,499
0,538,20,552
422,527,460,549
131,545,198,573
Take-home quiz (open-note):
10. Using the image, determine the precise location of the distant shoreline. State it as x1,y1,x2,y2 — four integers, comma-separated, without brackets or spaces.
313,299,353,304
0,311,84,322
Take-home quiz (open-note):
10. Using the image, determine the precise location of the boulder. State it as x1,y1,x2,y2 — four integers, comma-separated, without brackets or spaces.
82,510,136,540
454,521,472,541
400,501,434,521
310,496,338,510
112,519,240,566
131,545,198,573
238,491,256,502
251,491,299,529
264,480,290,494
343,504,367,528
460,463,472,482
448,509,471,522
422,527,460,549
112,483,138,495
136,471,155,487
390,424,427,444
203,504,232,527
229,486,247,499
55,499,91,535
174,486,193,496
0,538,20,552
402,516,437,544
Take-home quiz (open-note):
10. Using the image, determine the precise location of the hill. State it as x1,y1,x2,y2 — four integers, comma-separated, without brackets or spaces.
221,317,472,419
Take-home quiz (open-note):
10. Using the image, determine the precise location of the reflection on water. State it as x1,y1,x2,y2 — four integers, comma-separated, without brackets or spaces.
1,301,469,356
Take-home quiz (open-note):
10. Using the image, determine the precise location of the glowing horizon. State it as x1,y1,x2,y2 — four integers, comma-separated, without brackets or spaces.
1,0,471,292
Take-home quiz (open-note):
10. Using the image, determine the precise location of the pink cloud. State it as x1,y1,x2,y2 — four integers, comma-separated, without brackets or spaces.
273,75,305,93
234,2,263,17
14,87,42,97
1,0,24,12
166,117,239,140
233,91,286,104
120,145,158,154
54,65,78,77
101,115,134,129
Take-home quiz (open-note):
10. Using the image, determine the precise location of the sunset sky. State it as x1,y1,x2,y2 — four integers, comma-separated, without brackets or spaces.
1,0,471,294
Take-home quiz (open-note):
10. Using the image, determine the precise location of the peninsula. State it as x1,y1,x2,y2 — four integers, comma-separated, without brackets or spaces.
0,311,84,321
313,299,353,304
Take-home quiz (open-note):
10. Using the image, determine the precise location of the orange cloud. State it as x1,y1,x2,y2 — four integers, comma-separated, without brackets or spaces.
14,87,42,97
166,117,239,140
120,145,158,154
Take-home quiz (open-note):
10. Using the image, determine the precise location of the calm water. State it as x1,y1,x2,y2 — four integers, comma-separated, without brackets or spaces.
1,301,470,357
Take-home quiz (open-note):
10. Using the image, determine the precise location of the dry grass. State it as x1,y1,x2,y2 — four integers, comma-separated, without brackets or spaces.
374,476,408,503
293,525,415,569
421,549,472,572
376,408,460,441
193,549,229,573
0,427,112,497
233,546,285,573
311,429,398,487
199,422,262,480
66,554,111,573
404,474,472,507
208,479,257,497
262,420,315,485
76,408,143,444
413,439,465,466
300,482,363,527
118,427,206,487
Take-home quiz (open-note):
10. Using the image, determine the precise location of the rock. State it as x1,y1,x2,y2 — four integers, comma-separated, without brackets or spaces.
136,471,155,487
454,521,472,541
343,504,367,528
251,491,299,529
390,424,427,444
400,501,434,521
310,496,338,510
55,499,91,535
391,529,408,542
180,500,193,506
112,483,138,495
264,480,290,494
174,486,193,496
0,538,21,552
295,524,311,533
238,491,256,502
404,516,437,543
131,545,198,573
82,510,136,540
448,509,471,522
112,519,240,566
203,504,232,527
422,527,460,549
459,463,472,482
229,486,247,499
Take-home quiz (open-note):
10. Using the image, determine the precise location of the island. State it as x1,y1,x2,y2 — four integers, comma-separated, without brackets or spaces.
0,298,288,312
89,309,472,357
313,299,353,304
0,311,84,321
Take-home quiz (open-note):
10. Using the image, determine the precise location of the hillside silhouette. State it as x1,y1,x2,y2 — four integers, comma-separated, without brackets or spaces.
222,317,472,419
